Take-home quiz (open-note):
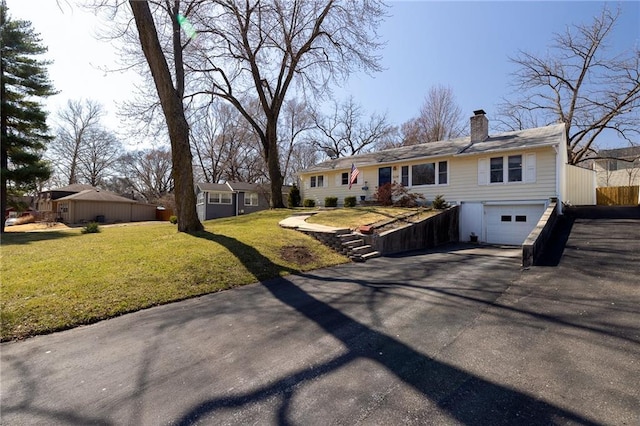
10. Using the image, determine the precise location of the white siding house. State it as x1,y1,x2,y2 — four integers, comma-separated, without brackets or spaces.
299,111,596,246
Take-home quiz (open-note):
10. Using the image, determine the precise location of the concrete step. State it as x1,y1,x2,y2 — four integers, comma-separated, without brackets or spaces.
351,244,374,254
360,251,381,260
338,233,362,242
342,239,365,248
334,228,353,235
350,250,380,262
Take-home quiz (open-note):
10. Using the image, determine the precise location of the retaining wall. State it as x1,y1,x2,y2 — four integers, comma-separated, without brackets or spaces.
367,206,459,255
522,202,558,267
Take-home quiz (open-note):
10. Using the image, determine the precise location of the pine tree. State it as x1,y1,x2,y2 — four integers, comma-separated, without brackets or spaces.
1,2,56,232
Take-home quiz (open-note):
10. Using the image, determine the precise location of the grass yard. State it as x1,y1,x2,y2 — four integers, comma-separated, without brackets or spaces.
306,206,432,229
0,210,348,341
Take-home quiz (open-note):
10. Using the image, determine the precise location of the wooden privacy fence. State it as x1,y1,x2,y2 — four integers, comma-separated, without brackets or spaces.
596,186,639,206
156,208,174,221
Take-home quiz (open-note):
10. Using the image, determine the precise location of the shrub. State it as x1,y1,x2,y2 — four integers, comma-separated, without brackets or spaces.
374,183,393,206
303,199,316,208
169,215,178,224
81,222,100,234
324,196,338,207
374,183,425,207
288,184,301,207
392,184,425,207
344,196,357,207
432,194,449,210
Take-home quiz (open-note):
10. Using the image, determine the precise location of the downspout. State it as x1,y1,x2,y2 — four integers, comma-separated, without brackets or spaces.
554,144,562,215
235,192,239,216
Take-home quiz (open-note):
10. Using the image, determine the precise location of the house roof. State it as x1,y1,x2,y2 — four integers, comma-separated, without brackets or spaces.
197,182,287,193
301,123,566,173
227,182,263,192
197,182,233,192
598,146,640,159
45,184,96,193
55,189,140,204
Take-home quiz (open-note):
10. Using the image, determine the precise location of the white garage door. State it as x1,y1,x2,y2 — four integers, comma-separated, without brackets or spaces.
485,204,545,245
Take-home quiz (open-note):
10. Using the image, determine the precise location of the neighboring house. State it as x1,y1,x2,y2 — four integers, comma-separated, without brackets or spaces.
594,146,640,187
54,188,157,224
299,110,596,246
36,184,95,213
196,181,276,221
36,184,157,224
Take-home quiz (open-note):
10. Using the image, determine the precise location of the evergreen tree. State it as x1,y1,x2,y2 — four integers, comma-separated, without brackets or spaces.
1,3,56,231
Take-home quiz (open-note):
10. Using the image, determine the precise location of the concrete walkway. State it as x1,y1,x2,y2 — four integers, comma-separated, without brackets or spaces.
278,212,347,233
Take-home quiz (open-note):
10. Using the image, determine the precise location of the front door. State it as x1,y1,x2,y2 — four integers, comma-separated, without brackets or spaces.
379,167,392,187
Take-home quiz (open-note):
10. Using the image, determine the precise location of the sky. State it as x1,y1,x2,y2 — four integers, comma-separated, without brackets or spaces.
5,0,640,150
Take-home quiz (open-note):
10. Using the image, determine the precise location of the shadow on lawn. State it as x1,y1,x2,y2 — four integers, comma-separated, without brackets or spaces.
0,230,81,246
176,233,600,425
190,231,296,280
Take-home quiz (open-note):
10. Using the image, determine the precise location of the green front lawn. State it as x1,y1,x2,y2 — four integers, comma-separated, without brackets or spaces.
0,210,348,341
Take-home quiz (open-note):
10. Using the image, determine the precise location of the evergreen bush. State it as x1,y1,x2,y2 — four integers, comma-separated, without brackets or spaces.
344,196,357,207
324,196,338,207
288,184,301,207
81,222,100,234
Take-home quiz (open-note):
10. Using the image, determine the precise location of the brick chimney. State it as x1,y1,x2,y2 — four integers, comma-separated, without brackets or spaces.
470,109,488,142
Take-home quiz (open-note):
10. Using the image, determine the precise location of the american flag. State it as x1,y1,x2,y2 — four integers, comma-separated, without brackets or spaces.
349,163,360,189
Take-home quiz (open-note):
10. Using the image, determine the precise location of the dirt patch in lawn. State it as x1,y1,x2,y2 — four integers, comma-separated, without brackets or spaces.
280,245,314,265
3,222,72,232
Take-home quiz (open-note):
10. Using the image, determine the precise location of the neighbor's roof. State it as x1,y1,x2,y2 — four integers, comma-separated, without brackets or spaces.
598,146,640,159
55,189,140,204
197,181,286,193
45,184,96,193
227,182,263,192
301,123,565,173
197,182,233,192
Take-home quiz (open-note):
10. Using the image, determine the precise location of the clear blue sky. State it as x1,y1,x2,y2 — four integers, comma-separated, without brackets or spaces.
340,1,639,147
5,1,640,149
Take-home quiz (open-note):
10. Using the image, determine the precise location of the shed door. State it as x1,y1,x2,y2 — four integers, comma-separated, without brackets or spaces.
484,204,545,245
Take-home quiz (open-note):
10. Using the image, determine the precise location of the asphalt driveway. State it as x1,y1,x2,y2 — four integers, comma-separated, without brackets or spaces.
1,218,638,425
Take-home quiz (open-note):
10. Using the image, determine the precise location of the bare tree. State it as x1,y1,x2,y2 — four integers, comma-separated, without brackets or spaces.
310,96,395,159
49,99,104,185
287,141,321,185
191,100,266,184
119,147,173,203
191,103,237,184
77,129,123,187
400,85,464,146
279,98,314,184
129,0,202,232
498,6,640,164
185,1,386,207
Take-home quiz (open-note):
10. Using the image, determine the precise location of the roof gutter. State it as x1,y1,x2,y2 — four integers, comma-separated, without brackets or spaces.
453,142,557,157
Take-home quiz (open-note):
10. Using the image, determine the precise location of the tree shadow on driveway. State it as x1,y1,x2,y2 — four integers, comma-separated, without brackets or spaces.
178,233,601,425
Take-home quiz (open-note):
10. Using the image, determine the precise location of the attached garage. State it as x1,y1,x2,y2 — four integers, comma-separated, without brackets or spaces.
484,204,546,245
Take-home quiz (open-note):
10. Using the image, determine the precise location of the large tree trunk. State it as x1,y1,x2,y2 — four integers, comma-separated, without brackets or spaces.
265,122,285,208
1,50,7,233
129,1,202,233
